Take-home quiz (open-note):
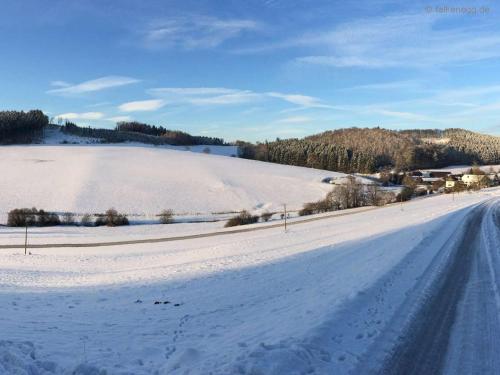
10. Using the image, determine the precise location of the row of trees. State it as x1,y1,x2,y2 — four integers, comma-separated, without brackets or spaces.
238,139,376,173
7,208,130,227
0,110,48,144
63,121,225,146
299,176,397,216
115,121,225,145
6,208,178,227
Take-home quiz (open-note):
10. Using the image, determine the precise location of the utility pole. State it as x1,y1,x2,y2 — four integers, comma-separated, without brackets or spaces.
24,223,28,255
284,204,287,232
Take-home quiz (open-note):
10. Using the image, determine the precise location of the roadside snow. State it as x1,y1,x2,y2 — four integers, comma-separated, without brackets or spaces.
0,188,499,374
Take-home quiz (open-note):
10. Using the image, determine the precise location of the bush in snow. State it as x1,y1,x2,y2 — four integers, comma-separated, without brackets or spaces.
260,211,273,222
298,199,334,216
61,212,76,225
80,213,94,226
7,208,60,227
225,210,259,227
7,208,38,227
95,208,129,227
159,209,174,224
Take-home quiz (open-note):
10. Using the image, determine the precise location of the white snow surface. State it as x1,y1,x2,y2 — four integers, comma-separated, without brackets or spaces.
41,126,240,157
0,145,337,223
1,188,499,374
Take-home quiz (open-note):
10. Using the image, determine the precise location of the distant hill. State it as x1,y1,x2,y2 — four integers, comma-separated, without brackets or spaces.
0,110,225,146
239,128,500,173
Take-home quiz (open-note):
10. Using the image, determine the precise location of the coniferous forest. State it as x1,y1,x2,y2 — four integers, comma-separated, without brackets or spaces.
0,110,48,144
239,127,500,172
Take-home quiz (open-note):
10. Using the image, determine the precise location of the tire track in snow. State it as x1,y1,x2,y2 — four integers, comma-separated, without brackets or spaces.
371,200,500,375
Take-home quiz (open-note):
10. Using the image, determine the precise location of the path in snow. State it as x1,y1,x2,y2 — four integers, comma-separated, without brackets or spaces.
358,199,500,374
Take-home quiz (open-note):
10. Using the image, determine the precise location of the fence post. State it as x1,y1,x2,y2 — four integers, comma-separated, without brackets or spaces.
284,204,287,232
24,223,28,255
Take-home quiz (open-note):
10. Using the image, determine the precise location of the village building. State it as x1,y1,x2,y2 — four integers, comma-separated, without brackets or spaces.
461,174,490,187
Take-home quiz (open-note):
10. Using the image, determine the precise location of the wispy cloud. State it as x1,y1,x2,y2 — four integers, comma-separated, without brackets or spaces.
50,80,71,88
342,80,424,91
372,109,437,122
55,112,104,121
48,76,140,95
276,116,311,124
149,87,330,109
119,99,165,112
143,15,260,49
242,13,500,69
106,115,132,122
267,92,332,108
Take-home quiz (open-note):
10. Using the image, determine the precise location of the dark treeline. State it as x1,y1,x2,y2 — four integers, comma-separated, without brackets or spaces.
239,127,500,173
115,121,225,145
238,139,376,173
0,110,48,144
63,121,225,146
307,128,500,169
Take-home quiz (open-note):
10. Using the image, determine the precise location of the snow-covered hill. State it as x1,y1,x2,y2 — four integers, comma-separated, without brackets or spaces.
0,145,340,222
40,125,240,157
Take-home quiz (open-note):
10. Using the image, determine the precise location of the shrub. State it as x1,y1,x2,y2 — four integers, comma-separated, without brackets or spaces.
7,208,37,227
298,199,334,216
159,209,174,224
397,187,414,202
260,211,273,222
95,208,129,227
80,214,94,227
37,210,60,226
7,207,59,227
61,212,76,226
225,210,259,227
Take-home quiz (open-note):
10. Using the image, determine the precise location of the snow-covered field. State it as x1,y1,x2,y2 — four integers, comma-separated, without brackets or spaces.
424,164,500,174
0,145,339,224
1,187,499,374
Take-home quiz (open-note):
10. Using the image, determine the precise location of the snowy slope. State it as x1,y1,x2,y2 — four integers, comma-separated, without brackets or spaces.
41,126,240,157
0,188,499,374
0,145,338,222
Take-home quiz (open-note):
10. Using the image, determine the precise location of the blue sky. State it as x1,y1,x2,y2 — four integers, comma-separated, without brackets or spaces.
1,0,500,141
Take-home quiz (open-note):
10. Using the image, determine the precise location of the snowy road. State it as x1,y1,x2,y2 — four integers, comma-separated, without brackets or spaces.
1,190,500,374
360,199,500,374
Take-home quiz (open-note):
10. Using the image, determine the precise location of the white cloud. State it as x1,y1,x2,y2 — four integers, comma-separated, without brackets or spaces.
189,91,260,105
55,112,104,121
149,87,238,96
373,109,436,122
106,116,132,122
143,16,260,49
50,80,70,87
267,92,331,108
48,76,140,95
149,87,260,106
255,13,500,69
119,99,165,112
276,116,311,123
149,86,331,109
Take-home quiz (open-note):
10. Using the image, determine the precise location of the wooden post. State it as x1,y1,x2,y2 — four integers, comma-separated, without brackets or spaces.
24,223,28,255
284,204,287,232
